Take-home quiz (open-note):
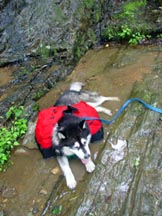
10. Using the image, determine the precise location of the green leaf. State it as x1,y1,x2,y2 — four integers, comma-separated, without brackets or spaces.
0,105,28,171
13,141,19,146
134,157,140,167
52,205,62,215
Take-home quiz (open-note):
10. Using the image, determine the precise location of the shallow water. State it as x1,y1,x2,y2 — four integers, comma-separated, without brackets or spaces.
0,45,160,215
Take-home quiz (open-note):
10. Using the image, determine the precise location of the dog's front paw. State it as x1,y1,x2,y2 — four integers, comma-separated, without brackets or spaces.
66,175,77,189
85,160,95,173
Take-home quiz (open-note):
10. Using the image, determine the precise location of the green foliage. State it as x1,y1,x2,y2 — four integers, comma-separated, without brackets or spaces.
129,33,151,45
117,25,132,39
120,0,146,19
104,24,151,45
73,33,88,61
33,89,45,100
129,32,145,45
52,205,62,215
134,156,140,167
157,34,162,38
102,26,118,40
0,106,28,171
101,0,149,45
32,103,40,112
94,7,102,22
73,28,96,61
83,0,94,9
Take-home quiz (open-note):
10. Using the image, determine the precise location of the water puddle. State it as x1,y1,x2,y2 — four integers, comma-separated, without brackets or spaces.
0,45,160,215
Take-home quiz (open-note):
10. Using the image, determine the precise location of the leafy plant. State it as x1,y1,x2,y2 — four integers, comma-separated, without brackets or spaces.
129,33,151,45
101,0,148,45
118,25,132,39
52,205,62,215
0,106,28,171
83,0,94,9
33,89,45,100
120,0,146,19
134,156,140,167
129,32,145,45
157,34,162,38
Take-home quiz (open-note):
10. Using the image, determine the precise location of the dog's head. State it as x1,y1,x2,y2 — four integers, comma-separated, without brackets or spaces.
56,113,92,162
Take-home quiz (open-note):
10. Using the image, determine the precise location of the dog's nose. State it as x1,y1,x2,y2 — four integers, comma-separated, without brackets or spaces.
84,154,90,159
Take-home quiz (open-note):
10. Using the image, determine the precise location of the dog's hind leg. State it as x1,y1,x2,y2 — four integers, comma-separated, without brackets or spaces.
95,106,112,116
87,96,119,107
57,156,77,189
101,96,120,102
87,96,119,116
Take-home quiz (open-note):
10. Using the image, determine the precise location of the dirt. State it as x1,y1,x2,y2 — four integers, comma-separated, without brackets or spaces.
0,45,160,216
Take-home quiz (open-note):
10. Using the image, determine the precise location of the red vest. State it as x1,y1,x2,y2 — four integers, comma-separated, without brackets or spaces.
35,101,103,155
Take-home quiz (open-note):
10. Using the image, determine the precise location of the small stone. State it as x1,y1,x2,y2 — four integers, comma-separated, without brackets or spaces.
14,147,28,155
39,189,47,195
51,167,60,175
32,205,39,214
105,44,109,48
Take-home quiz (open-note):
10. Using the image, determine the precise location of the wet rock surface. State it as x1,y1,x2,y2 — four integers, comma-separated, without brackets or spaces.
0,0,162,66
0,0,102,65
0,45,162,215
72,95,162,215
0,0,162,122
0,1,162,215
38,47,162,216
0,63,73,122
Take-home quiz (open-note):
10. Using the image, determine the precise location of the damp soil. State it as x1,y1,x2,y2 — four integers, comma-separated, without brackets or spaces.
0,45,161,216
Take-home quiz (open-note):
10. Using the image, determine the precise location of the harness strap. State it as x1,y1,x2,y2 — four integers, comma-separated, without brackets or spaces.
83,98,162,125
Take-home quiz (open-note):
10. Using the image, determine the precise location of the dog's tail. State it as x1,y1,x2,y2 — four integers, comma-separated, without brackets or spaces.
69,82,84,92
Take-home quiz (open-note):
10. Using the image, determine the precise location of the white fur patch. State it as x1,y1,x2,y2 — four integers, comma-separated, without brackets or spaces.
52,124,60,146
69,82,83,92
85,159,95,172
62,147,74,156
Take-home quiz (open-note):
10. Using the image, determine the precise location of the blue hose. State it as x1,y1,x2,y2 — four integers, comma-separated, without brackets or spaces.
83,98,162,124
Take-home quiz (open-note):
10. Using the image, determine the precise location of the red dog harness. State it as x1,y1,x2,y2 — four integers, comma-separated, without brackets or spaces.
35,101,103,158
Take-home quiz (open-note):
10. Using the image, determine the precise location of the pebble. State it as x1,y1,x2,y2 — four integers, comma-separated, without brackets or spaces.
39,189,48,195
51,167,60,175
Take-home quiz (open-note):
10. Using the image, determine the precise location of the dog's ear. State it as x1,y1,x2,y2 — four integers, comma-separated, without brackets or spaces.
64,105,78,114
79,120,87,129
58,131,66,140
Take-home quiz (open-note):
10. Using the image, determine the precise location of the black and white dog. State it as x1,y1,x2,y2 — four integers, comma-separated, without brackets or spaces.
35,82,119,189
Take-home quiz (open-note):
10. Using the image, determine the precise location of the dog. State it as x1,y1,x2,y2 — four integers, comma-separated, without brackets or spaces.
35,82,119,189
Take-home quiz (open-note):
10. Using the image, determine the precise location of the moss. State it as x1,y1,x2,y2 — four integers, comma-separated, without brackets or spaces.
83,0,95,9
32,89,46,100
94,7,102,22
32,103,39,112
37,43,57,59
119,0,147,19
73,27,97,62
73,33,86,61
72,1,102,62
54,5,65,22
